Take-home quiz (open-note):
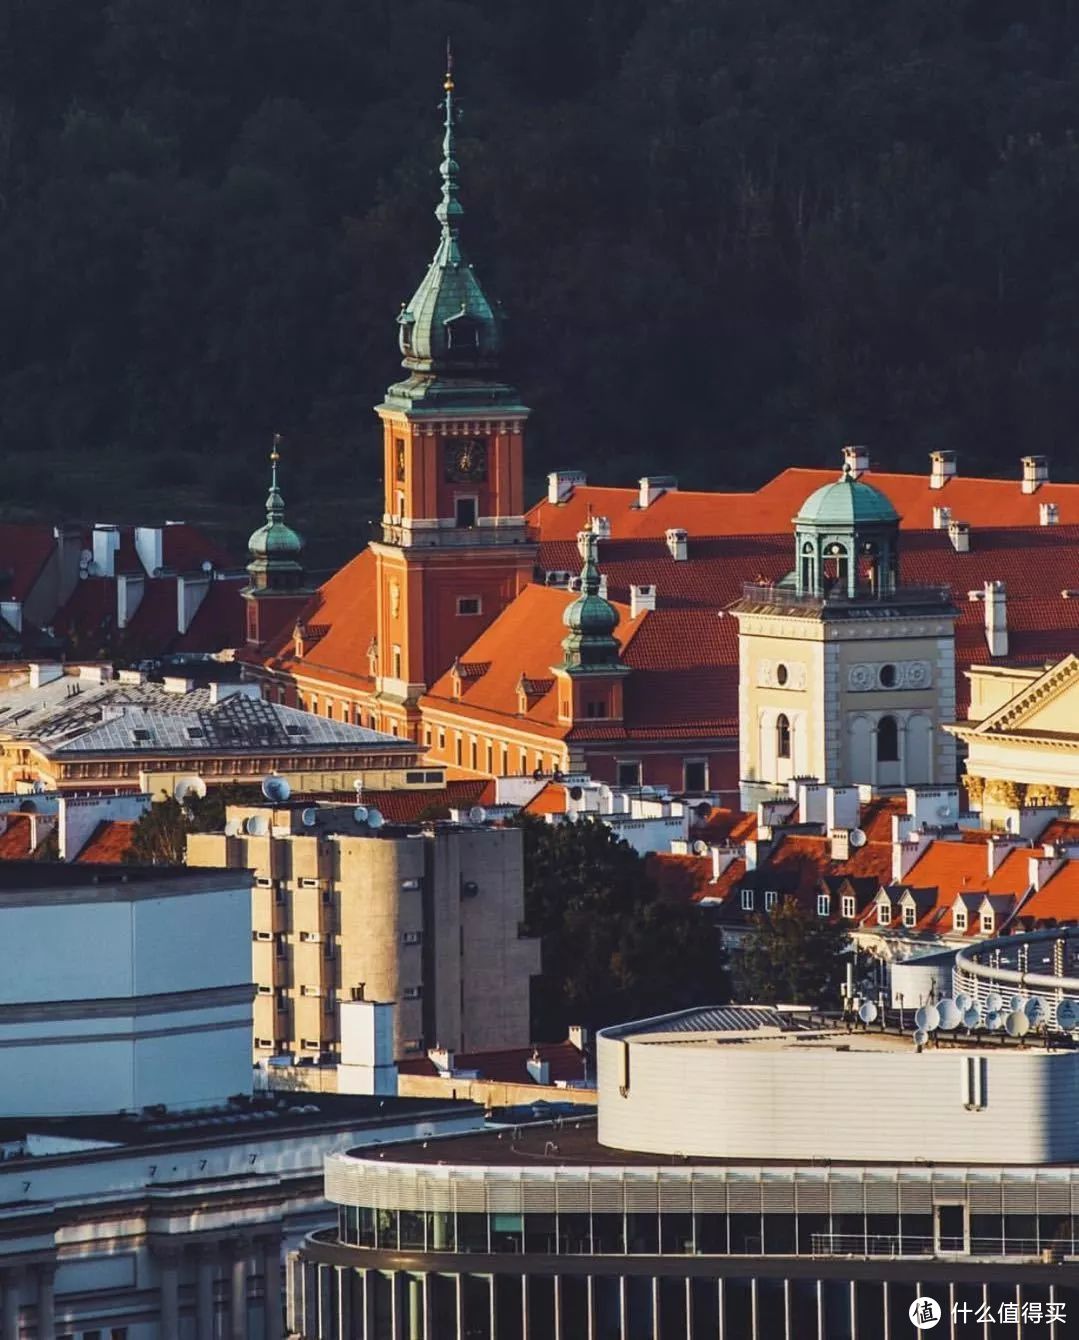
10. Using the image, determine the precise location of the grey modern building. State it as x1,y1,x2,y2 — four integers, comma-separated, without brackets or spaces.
286,1005,1079,1339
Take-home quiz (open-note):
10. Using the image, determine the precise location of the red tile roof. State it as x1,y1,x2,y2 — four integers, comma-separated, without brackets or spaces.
262,550,377,693
1019,862,1079,924
522,782,569,815
0,812,35,859
76,820,136,863
0,526,57,602
349,781,490,823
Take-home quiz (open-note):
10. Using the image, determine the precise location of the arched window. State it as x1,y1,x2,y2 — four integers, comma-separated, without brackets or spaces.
877,715,899,763
776,713,791,760
822,543,848,595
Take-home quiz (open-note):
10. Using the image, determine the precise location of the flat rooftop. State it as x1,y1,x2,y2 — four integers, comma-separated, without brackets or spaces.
0,1093,482,1160
0,859,233,889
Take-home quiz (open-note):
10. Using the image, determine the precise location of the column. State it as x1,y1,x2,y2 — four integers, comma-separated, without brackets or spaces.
196,1243,216,1340
230,1237,250,1340
2,1269,22,1340
849,1279,857,1340
260,1236,283,1340
36,1264,55,1340
157,1245,181,1340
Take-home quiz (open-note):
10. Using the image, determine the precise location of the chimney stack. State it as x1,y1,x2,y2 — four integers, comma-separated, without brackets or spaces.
637,475,677,509
929,450,956,490
547,470,586,505
948,519,970,553
932,506,951,530
1021,455,1048,494
1040,501,1059,527
666,528,688,561
842,445,869,479
629,584,656,618
984,580,1008,657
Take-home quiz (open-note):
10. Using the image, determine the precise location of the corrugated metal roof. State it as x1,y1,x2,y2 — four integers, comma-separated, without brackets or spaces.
631,1005,807,1035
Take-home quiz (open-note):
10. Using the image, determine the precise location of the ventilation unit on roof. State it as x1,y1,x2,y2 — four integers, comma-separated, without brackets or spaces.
544,570,571,586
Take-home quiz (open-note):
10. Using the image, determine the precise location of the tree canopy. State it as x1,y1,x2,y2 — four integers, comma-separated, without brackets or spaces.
736,898,850,1007
516,815,728,1039
123,784,261,863
4,1,1079,563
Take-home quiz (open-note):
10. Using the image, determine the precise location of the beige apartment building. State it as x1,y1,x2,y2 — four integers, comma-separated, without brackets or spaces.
187,803,539,1067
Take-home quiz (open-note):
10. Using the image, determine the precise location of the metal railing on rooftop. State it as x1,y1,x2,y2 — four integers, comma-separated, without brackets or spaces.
810,1233,1071,1261
738,581,953,608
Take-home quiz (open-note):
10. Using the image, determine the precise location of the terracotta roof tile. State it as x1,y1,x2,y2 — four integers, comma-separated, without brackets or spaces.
522,783,568,815
264,550,377,693
76,820,136,863
1020,862,1079,924
0,813,35,859
350,781,490,823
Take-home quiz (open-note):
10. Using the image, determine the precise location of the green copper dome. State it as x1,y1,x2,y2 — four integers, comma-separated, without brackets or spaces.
560,531,623,672
247,443,306,593
795,468,900,527
396,57,501,376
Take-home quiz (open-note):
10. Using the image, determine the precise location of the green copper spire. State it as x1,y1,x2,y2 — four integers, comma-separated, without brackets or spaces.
560,531,624,672
393,47,502,380
247,435,305,590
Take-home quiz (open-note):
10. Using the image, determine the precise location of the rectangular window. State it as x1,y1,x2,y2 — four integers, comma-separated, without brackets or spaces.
402,930,423,946
456,735,463,766
424,727,433,748
501,744,509,774
841,894,856,919
741,889,754,911
392,645,402,679
817,894,830,917
981,914,994,934
403,986,423,1001
439,729,447,750
903,904,917,927
954,910,968,932
764,890,778,911
456,596,482,616
617,760,642,789
299,877,319,890
683,759,708,792
455,496,478,528
877,903,891,926
470,738,478,769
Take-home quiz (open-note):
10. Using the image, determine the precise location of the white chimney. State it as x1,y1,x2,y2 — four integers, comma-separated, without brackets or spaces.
28,663,63,689
427,1046,455,1074
638,475,677,509
892,830,932,882
842,445,870,479
932,506,951,530
905,786,959,828
135,526,164,577
948,519,970,552
526,1052,551,1086
796,780,826,825
177,572,211,635
589,516,611,540
984,580,1008,657
986,836,1016,877
1040,501,1059,527
666,528,688,561
547,470,586,505
92,524,120,578
825,786,860,833
1028,853,1064,891
929,450,956,489
744,837,759,872
629,584,656,618
1021,455,1048,494
116,572,145,630
598,573,608,599
830,828,851,861
710,847,736,882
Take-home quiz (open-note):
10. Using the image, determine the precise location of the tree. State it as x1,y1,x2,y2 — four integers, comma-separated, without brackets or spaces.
123,783,262,863
736,898,849,1007
515,815,728,1040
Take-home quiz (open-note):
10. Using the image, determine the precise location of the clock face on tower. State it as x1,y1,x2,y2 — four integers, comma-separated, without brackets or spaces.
444,437,488,483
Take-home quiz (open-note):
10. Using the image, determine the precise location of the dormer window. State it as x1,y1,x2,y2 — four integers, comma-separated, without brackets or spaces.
398,310,415,354
841,894,856,919
817,893,830,917
954,909,968,932
903,904,916,927
981,912,994,935
741,889,755,911
445,311,480,352
877,901,892,926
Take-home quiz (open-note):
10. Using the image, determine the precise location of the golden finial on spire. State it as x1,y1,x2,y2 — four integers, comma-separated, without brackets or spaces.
271,431,281,464
444,37,454,91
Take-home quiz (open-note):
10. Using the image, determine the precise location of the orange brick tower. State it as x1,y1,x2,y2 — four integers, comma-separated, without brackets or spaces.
371,48,536,738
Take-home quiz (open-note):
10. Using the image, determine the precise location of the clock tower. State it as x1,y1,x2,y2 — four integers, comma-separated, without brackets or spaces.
371,50,536,736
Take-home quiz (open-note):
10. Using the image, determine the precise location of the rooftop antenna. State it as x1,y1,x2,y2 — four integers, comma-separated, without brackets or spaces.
261,774,291,803
468,805,487,824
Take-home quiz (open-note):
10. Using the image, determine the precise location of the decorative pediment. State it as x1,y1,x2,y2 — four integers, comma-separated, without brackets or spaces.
971,654,1079,739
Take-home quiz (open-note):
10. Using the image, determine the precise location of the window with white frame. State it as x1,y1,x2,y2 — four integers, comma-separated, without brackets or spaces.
954,909,968,932
817,893,830,917
764,890,778,911
877,901,892,926
903,904,917,927
741,889,754,911
981,912,994,934
841,894,856,919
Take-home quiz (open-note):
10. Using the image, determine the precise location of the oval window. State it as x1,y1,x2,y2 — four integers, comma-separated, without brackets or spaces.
879,663,897,688
776,664,789,686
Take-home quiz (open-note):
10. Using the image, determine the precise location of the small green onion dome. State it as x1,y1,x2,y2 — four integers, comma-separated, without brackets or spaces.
795,466,900,527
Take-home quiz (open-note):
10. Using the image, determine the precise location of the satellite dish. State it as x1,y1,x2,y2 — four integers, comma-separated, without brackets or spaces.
367,808,384,830
1056,999,1079,1030
913,1028,928,1047
201,559,214,573
224,818,241,837
353,806,369,824
915,1004,940,1032
1024,997,1045,1023
858,1001,878,1024
849,828,868,849
692,839,709,856
173,775,207,803
468,806,487,824
301,808,318,827
936,998,962,1030
936,802,954,818
261,775,291,803
985,1010,1003,1031
79,548,93,565
954,991,973,1012
1009,995,1026,1013
1005,1010,1031,1038
963,1006,982,1030
245,814,269,837
985,991,1004,1013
